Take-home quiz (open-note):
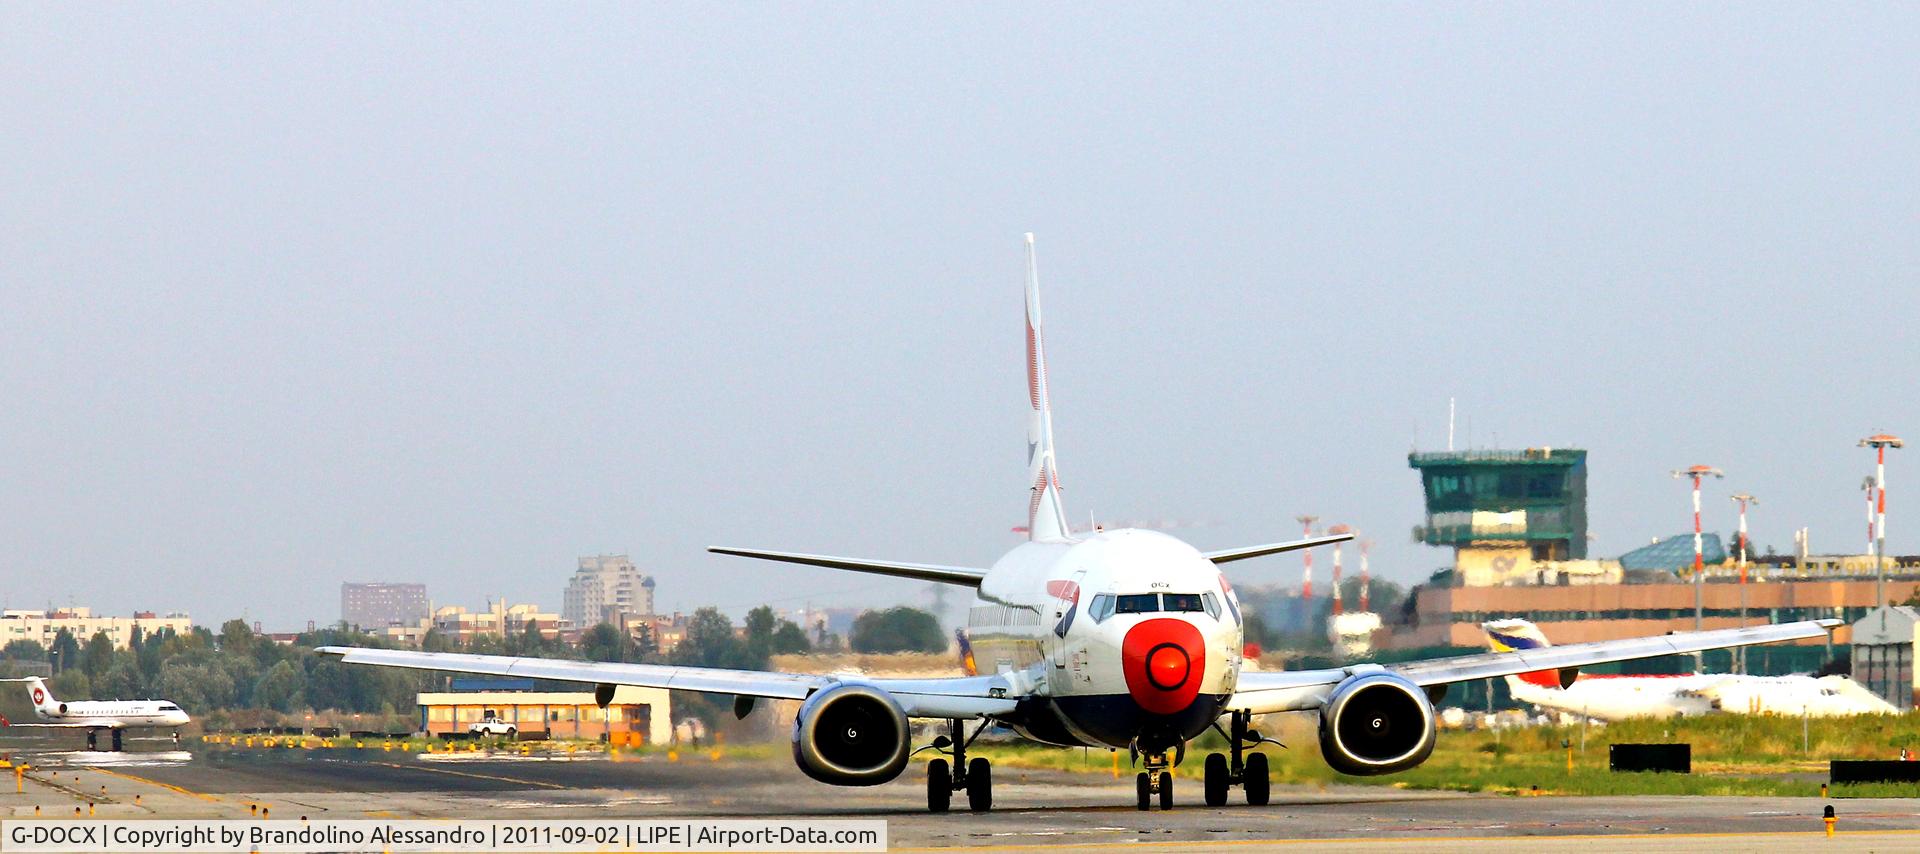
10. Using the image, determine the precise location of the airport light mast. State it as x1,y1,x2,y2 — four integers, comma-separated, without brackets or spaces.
1359,538,1373,613
1296,515,1319,602
1671,465,1724,635
1327,524,1351,615
1861,434,1904,612
1865,476,1880,560
1730,492,1757,674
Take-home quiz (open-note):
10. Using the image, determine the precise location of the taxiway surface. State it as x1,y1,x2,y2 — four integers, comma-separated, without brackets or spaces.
1,735,1916,852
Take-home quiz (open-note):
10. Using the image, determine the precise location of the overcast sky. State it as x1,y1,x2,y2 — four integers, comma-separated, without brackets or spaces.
3,6,1916,631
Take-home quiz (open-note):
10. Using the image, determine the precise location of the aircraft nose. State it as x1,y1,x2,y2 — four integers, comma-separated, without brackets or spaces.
1122,618,1206,715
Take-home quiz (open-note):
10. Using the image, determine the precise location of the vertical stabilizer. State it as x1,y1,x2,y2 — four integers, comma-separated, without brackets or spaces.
24,676,58,715
1024,233,1070,542
1482,619,1560,691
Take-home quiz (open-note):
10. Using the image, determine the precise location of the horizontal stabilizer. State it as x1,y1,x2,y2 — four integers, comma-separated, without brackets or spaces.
708,547,987,587
1202,532,1354,564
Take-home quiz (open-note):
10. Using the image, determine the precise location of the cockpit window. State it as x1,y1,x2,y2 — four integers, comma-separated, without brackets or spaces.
1200,592,1221,619
159,705,180,711
1114,593,1159,614
1162,593,1204,613
1218,576,1242,625
1088,594,1116,623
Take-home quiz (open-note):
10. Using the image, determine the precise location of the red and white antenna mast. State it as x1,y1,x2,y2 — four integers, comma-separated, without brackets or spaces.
1359,538,1373,613
1671,464,1724,634
1295,515,1319,601
1865,476,1879,559
1861,433,1904,610
1327,524,1352,615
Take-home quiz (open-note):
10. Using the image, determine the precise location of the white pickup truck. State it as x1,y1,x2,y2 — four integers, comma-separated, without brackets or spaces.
468,715,517,737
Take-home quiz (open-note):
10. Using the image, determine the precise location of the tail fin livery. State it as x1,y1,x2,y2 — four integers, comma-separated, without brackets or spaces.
1024,234,1070,542
22,676,58,715
1481,619,1562,691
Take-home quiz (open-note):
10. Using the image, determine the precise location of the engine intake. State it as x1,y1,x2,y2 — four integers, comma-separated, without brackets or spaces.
791,683,910,786
1318,671,1436,776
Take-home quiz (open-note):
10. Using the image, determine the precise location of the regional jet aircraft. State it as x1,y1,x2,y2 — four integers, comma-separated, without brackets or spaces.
321,235,1837,811
0,676,190,750
1484,619,1894,719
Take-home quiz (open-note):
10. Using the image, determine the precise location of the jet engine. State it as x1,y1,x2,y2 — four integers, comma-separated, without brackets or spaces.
1317,671,1437,776
791,683,911,786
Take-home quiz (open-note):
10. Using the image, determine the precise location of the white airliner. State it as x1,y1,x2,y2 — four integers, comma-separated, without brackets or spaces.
321,235,1837,812
1483,619,1896,720
1,676,190,751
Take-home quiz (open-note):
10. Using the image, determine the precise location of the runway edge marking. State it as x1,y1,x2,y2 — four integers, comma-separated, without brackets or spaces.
86,767,220,802
368,760,568,790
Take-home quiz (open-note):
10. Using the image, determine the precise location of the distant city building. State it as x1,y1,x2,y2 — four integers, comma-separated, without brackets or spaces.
0,608,192,651
638,611,691,653
430,601,569,642
562,554,656,628
340,582,430,630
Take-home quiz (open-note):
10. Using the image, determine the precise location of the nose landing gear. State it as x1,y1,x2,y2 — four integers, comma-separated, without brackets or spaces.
1134,750,1174,810
1203,709,1275,806
920,719,992,813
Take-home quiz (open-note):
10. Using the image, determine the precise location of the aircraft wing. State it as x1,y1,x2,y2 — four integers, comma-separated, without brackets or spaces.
707,547,988,587
1228,619,1839,715
1202,533,1353,565
314,647,1019,719
3,722,116,728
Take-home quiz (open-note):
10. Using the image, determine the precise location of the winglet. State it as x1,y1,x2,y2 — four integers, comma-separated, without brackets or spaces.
1025,233,1070,542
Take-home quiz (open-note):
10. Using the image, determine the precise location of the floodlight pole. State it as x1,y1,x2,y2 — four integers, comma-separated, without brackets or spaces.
1671,466,1724,640
1328,524,1352,616
1861,434,1904,619
1730,493,1757,674
1296,515,1319,603
1865,476,1880,562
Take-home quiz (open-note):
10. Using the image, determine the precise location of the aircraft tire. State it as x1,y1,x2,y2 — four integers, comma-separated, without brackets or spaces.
926,759,951,813
966,758,992,812
1203,753,1228,806
1158,771,1173,810
1135,772,1151,810
1244,753,1270,806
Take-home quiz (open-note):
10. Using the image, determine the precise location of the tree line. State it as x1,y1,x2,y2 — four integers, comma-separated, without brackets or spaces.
0,604,950,723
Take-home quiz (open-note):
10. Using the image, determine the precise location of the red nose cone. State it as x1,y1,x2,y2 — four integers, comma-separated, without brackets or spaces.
1122,618,1206,715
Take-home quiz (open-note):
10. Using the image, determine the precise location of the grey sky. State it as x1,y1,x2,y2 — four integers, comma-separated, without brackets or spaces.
2,6,1915,630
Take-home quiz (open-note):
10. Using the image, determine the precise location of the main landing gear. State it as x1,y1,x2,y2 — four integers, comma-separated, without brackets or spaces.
923,719,992,813
84,729,123,752
1134,749,1175,810
1202,709,1272,807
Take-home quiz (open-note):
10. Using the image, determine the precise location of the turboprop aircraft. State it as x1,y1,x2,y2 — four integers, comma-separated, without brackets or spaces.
0,676,190,751
320,235,1837,812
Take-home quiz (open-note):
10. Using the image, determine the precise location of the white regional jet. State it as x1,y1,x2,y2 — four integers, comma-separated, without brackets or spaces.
0,676,190,751
1483,619,1895,720
321,236,1839,812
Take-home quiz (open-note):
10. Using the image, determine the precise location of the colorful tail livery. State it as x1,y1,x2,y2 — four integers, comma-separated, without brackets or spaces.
1482,618,1564,690
24,676,59,715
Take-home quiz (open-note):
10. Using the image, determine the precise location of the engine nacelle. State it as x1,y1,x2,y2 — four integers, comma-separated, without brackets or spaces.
791,683,911,786
1318,671,1437,776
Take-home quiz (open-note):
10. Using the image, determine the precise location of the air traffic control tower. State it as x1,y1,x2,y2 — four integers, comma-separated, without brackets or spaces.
1409,448,1589,586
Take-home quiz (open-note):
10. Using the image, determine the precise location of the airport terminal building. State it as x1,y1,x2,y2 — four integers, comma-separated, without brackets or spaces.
418,680,672,745
1383,447,1920,692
